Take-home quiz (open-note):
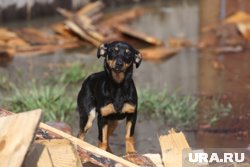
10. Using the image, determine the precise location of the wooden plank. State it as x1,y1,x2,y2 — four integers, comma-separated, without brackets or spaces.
23,143,54,167
0,109,42,167
124,153,158,167
76,1,104,17
0,109,138,167
143,154,164,167
159,129,191,167
140,47,180,61
115,24,162,45
24,139,82,167
39,122,139,167
99,7,147,26
57,8,103,46
16,28,55,45
65,20,101,46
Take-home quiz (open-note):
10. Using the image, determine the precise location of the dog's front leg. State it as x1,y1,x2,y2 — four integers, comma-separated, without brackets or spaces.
97,115,109,151
125,113,137,153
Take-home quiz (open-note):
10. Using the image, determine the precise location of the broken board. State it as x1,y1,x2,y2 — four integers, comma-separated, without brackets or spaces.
0,109,42,167
159,129,191,167
140,47,180,61
24,139,82,167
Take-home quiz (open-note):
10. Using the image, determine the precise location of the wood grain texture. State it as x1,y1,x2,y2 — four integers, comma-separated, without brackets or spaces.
39,122,139,167
24,139,82,167
0,109,42,167
159,129,190,167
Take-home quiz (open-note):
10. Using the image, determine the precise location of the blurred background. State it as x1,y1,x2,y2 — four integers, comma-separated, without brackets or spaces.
0,0,250,155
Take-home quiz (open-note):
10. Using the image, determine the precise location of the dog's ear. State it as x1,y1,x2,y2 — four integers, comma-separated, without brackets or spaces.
134,50,142,68
97,43,108,58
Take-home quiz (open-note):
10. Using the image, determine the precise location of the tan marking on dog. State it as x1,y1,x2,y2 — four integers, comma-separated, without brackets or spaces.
84,108,96,132
111,71,125,83
77,108,96,141
107,59,116,69
124,62,132,69
98,124,108,151
78,131,85,140
100,103,115,116
125,121,136,153
122,103,135,113
107,59,132,83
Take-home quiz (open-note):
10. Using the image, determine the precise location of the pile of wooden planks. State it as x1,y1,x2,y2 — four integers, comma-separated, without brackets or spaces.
0,108,161,167
0,1,183,61
0,108,193,167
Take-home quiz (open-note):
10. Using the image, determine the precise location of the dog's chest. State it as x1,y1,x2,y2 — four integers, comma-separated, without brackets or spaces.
111,88,127,112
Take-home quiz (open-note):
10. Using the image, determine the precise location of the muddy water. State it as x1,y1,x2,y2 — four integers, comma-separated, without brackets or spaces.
0,0,250,155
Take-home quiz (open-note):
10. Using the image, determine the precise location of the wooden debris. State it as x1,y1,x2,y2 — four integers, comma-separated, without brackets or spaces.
57,6,104,46
143,154,164,167
115,24,162,45
23,143,53,167
16,28,56,45
64,20,101,46
0,108,139,166
24,139,82,167
168,37,192,48
0,28,17,41
224,11,250,24
214,45,243,53
159,129,191,167
76,1,104,17
140,47,180,61
39,122,139,167
124,153,158,167
237,21,250,41
0,109,42,167
99,7,147,26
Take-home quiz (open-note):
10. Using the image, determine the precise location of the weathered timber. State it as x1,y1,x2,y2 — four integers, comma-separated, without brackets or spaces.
140,47,180,61
39,123,139,167
159,129,191,167
24,139,82,167
115,24,162,46
0,109,139,167
0,109,42,167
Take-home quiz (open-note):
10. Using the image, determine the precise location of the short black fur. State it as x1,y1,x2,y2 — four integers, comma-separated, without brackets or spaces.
77,41,142,153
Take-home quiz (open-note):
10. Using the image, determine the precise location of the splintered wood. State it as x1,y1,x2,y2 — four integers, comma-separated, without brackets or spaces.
0,109,42,167
24,139,82,167
0,1,175,61
39,123,139,167
159,129,190,167
115,24,162,45
140,47,180,61
0,108,140,167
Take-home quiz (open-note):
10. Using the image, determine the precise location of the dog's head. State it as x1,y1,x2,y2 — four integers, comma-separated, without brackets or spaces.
97,41,142,72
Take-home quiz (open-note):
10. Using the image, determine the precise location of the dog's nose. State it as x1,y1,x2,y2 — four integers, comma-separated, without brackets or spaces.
116,59,123,68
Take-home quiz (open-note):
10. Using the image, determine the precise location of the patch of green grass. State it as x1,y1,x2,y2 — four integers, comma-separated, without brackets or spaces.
206,97,232,125
57,63,101,84
3,83,76,122
0,75,13,90
138,88,232,128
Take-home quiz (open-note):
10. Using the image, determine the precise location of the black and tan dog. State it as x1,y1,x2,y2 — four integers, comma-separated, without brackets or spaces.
77,41,142,153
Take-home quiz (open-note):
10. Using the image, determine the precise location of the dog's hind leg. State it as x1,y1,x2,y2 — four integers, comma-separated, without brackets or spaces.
78,108,96,140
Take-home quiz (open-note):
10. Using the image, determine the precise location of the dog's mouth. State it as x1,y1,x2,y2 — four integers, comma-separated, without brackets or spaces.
112,67,124,73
